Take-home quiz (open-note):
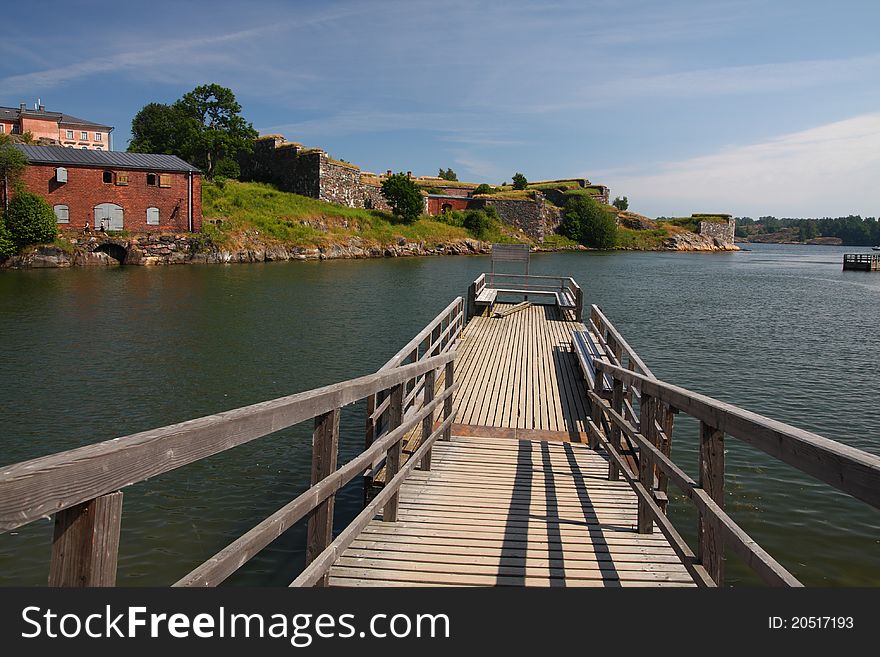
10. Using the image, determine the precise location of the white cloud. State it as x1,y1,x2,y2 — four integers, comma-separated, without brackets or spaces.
601,113,880,217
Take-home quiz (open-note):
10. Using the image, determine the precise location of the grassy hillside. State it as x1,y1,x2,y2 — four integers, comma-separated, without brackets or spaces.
201,181,478,249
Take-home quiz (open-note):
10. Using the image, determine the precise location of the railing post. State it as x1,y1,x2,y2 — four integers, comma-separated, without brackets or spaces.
443,360,454,441
48,491,123,587
656,402,675,514
637,393,655,534
608,378,624,480
699,420,725,585
420,368,437,470
466,280,477,321
364,394,376,450
306,407,340,586
382,383,405,522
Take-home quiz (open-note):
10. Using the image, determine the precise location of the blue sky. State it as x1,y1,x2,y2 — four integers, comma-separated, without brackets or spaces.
2,0,879,217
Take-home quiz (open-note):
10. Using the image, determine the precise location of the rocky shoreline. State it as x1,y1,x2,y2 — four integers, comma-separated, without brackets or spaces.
0,230,737,269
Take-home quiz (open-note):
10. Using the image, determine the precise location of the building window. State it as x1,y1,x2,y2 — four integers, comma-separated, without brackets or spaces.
96,146,103,151
81,131,88,140
103,171,113,184
81,146,88,150
146,173,158,186
146,207,160,225
66,130,74,139
0,124,4,134
55,167,68,183
95,132,102,142
158,174,172,188
115,172,129,186
54,205,70,224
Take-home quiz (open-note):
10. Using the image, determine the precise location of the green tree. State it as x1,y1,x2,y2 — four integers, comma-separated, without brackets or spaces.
4,191,57,247
0,219,16,258
612,196,629,211
473,183,492,195
559,195,617,249
512,172,528,190
798,221,819,242
381,172,423,224
129,84,257,179
438,168,458,181
462,210,496,240
0,136,28,211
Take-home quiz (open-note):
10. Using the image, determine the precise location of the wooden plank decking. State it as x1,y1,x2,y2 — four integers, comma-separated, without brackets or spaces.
339,302,695,587
453,303,589,439
330,435,694,587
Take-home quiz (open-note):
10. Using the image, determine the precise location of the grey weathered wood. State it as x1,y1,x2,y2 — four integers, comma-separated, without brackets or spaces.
175,386,455,587
443,361,454,441
590,305,653,377
420,369,436,470
305,408,339,586
699,421,725,585
383,384,405,522
638,394,656,534
48,492,123,587
589,390,801,587
291,414,455,587
593,360,880,511
0,352,455,533
609,378,624,481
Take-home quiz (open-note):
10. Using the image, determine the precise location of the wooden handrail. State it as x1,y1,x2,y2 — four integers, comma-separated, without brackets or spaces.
589,391,802,587
590,304,653,378
176,382,457,587
593,360,880,509
0,352,457,533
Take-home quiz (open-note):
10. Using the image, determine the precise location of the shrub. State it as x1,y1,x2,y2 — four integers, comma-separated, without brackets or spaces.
612,196,629,211
559,195,617,249
512,172,528,190
380,172,423,224
462,210,496,240
473,183,492,195
5,192,57,247
0,219,16,258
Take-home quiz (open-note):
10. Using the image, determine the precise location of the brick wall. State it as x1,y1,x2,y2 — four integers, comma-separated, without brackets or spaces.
18,164,200,233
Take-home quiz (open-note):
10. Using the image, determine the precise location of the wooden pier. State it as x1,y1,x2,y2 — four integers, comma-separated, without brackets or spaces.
843,253,880,271
1,262,880,589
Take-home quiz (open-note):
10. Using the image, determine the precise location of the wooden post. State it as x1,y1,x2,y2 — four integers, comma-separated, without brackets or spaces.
443,360,454,441
589,374,604,450
656,402,675,514
698,421,725,585
420,368,436,470
382,384,405,522
364,394,376,450
305,408,340,586
608,378,624,480
466,280,477,321
637,393,655,534
48,492,123,587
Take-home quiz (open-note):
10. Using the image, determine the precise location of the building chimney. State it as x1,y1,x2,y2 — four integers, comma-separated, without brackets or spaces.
19,103,26,111
38,104,45,112
406,171,412,178
386,169,392,176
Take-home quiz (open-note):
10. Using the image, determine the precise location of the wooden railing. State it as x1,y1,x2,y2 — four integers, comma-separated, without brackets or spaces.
467,273,583,319
364,297,464,480
582,313,880,588
0,332,458,587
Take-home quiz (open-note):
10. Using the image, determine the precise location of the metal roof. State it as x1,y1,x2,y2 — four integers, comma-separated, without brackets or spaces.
0,105,113,130
11,144,201,173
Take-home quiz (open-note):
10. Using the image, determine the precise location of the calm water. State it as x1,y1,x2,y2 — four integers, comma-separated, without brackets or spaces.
0,244,878,586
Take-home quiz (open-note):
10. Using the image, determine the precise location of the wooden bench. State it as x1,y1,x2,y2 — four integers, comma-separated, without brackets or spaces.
572,330,613,396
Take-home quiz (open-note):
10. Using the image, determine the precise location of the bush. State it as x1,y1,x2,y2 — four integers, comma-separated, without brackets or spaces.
559,195,617,249
380,172,423,224
5,192,57,247
612,196,629,211
512,172,528,190
214,157,241,180
462,210,495,240
473,183,492,195
0,219,16,258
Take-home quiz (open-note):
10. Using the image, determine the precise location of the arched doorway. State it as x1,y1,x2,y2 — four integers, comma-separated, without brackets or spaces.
94,243,127,264
94,203,124,231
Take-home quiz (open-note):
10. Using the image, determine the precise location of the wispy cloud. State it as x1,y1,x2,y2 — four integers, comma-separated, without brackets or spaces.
600,113,880,217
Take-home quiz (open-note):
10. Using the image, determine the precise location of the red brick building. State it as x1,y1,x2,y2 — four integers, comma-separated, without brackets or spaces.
1,103,112,150
9,145,202,233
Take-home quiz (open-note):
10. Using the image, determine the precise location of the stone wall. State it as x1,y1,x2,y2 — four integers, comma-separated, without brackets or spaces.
698,217,736,247
239,135,390,212
476,193,551,241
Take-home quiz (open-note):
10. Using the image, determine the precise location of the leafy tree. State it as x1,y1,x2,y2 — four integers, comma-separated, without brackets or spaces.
612,196,629,211
0,219,15,258
512,172,528,190
0,136,28,211
473,183,492,195
438,168,458,181
381,172,423,224
559,195,617,249
462,209,496,240
4,191,57,247
129,84,257,179
798,221,818,242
